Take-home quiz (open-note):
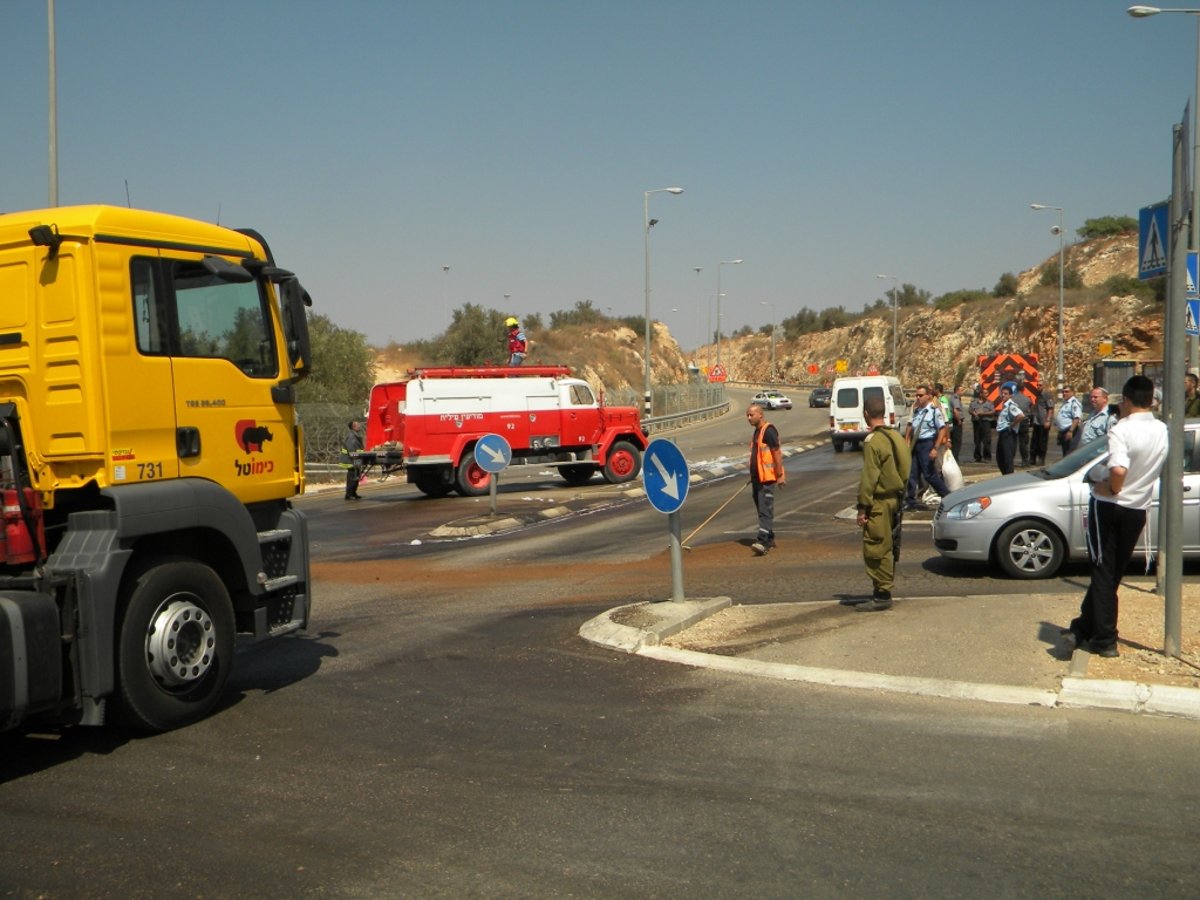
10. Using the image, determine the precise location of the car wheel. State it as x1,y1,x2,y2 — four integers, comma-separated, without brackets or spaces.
994,519,1065,579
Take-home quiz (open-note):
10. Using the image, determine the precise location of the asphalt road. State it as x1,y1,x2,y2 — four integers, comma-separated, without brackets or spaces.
2,391,1198,896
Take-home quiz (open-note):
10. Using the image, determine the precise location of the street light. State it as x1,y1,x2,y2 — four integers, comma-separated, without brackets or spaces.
716,259,743,367
875,273,899,374
693,267,704,361
643,186,684,417
760,300,776,382
1129,5,1200,372
1030,203,1066,396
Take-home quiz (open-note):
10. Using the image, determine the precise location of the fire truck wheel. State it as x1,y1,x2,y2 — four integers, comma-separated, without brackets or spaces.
601,441,642,484
414,470,452,497
455,458,492,496
560,464,597,486
115,560,235,732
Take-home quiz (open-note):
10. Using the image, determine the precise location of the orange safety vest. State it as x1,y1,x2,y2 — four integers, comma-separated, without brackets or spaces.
751,421,779,483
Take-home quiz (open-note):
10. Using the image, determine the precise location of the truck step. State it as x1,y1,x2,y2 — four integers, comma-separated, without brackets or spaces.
257,529,293,545
262,574,299,592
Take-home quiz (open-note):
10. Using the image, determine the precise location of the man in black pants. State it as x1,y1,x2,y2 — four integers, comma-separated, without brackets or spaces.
1064,376,1167,657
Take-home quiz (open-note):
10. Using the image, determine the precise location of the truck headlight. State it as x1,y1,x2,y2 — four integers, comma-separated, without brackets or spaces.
943,497,991,520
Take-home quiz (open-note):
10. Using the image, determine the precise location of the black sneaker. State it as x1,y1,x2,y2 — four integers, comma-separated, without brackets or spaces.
1085,642,1119,658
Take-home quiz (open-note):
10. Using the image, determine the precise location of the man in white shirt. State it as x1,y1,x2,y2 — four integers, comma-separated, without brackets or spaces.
1064,376,1168,657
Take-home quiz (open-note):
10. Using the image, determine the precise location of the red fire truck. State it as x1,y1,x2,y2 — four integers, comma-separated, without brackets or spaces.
362,366,649,496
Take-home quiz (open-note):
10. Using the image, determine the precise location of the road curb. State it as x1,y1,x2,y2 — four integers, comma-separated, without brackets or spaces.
579,598,732,653
580,600,1200,721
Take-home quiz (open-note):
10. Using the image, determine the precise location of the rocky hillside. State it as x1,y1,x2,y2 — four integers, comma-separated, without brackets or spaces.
376,233,1156,394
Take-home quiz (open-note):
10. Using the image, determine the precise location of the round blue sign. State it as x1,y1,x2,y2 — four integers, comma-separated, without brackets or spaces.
643,439,689,514
473,433,512,474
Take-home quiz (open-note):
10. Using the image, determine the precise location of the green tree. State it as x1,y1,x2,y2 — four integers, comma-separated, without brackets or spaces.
440,303,511,365
993,272,1019,298
549,299,605,328
933,289,989,310
296,313,375,405
1039,261,1083,289
1077,216,1137,239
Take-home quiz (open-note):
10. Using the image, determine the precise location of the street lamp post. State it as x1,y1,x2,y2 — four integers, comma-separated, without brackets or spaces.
643,186,684,417
1128,5,1196,656
693,267,704,362
760,300,776,382
716,259,743,367
875,274,899,375
1129,5,1200,372
47,0,58,206
1030,204,1066,397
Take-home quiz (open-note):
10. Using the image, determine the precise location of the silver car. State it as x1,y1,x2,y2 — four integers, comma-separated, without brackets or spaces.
752,390,792,410
933,422,1199,578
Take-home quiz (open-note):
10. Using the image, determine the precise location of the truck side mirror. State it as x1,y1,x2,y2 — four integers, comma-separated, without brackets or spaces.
280,278,312,379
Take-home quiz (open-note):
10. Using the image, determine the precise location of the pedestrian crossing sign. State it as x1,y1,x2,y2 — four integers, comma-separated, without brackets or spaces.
1187,300,1199,337
1139,202,1168,280
1188,250,1198,299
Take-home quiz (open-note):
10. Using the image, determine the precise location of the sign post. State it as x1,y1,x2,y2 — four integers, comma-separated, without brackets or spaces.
642,438,690,602
473,433,512,516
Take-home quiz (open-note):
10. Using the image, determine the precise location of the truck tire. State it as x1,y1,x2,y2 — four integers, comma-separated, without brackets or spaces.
413,469,452,497
601,440,642,484
115,560,235,732
455,458,492,496
560,464,596,486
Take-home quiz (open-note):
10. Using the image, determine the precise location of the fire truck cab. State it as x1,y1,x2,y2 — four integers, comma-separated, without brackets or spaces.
364,366,648,496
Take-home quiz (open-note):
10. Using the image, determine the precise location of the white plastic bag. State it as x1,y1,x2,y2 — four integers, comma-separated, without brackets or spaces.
940,448,964,492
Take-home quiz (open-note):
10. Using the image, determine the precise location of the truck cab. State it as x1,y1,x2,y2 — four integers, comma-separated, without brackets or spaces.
0,206,313,733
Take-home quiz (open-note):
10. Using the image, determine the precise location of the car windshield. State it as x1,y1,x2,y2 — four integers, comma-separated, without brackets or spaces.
1038,436,1109,479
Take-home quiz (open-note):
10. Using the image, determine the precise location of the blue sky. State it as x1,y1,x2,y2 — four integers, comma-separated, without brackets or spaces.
3,1,1196,348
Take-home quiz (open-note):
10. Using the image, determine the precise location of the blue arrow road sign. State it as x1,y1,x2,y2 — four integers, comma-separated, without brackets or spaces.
1139,202,1168,280
473,433,512,474
643,439,689,514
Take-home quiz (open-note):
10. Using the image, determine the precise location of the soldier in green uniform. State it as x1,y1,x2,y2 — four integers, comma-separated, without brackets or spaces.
855,394,911,611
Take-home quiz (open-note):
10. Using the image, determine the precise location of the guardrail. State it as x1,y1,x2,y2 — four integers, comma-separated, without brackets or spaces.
642,398,730,433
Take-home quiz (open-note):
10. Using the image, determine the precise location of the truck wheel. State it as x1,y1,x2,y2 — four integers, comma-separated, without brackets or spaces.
115,560,235,732
560,464,596,486
414,470,452,497
455,459,492,496
601,441,642,484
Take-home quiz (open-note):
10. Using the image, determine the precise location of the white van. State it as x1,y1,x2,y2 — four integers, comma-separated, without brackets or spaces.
828,375,912,452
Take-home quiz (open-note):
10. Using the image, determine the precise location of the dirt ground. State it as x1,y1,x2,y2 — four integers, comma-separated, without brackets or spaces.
1083,582,1200,687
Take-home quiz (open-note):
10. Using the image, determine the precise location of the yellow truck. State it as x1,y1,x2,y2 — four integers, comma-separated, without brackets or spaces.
0,205,312,732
